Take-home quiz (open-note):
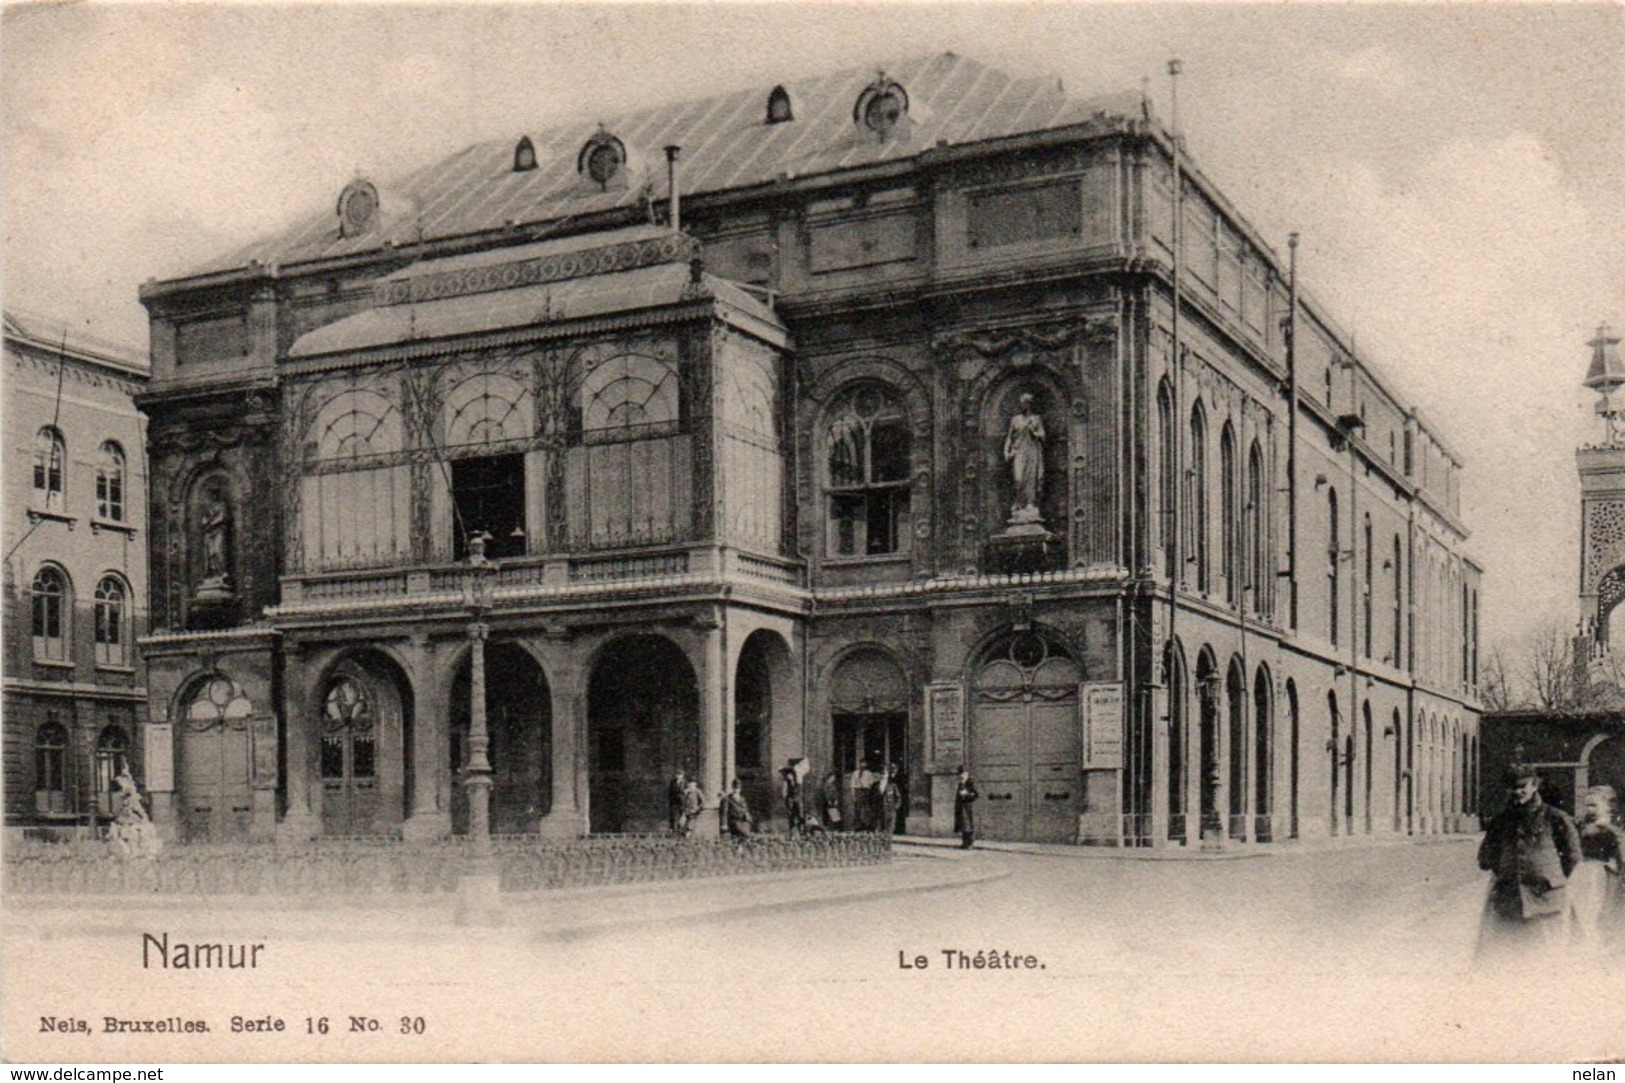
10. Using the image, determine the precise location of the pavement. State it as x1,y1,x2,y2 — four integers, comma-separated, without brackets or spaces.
3,846,1006,944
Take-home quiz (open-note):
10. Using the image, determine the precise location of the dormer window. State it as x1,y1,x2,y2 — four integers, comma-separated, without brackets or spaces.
766,85,793,124
337,179,379,238
853,74,908,135
513,136,537,172
577,127,626,190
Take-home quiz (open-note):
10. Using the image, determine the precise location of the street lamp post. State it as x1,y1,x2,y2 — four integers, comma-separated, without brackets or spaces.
456,532,504,926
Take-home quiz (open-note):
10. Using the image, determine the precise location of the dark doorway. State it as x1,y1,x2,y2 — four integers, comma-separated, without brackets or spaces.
587,636,698,833
1197,653,1221,838
450,642,551,834
452,454,526,560
833,712,907,832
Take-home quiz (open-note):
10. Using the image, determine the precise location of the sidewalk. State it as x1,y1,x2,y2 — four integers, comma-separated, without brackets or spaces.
2,849,1006,945
893,831,1477,860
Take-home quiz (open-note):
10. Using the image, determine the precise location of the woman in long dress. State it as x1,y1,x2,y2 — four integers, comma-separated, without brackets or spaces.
1572,784,1624,947
1003,393,1045,522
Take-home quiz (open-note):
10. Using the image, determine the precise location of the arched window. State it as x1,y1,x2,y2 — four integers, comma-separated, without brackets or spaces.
1189,403,1208,592
33,427,66,508
1391,534,1404,666
1362,514,1374,659
35,718,71,815
94,575,129,667
826,383,910,557
188,675,253,723
513,136,537,173
1220,424,1238,604
1157,380,1176,578
1246,440,1265,613
30,565,69,662
96,442,126,521
1327,489,1340,647
322,675,377,786
94,724,130,817
580,355,678,440
765,85,793,124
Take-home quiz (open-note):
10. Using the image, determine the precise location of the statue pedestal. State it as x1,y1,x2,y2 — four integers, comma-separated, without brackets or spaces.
985,527,1060,575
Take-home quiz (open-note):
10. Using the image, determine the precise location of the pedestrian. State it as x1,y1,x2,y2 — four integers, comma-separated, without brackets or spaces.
818,770,843,832
667,768,687,834
851,760,877,831
1572,784,1625,949
1476,764,1582,966
882,763,904,837
725,778,754,842
679,777,705,838
954,765,979,850
780,758,808,837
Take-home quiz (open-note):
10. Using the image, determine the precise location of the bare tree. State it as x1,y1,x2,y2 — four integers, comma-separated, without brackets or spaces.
1522,622,1579,710
1479,647,1513,711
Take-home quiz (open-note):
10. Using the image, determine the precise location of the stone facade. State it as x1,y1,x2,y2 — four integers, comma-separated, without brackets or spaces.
2,310,149,832
135,54,1482,847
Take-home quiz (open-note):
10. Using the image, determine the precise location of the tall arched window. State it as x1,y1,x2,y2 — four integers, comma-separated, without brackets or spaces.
94,724,130,816
1220,423,1238,604
826,383,910,557
1391,534,1404,666
35,718,71,815
1362,514,1374,659
1327,490,1340,647
1246,440,1265,613
33,427,66,508
30,565,70,662
96,442,126,521
94,575,129,667
1189,403,1208,591
1157,380,1176,578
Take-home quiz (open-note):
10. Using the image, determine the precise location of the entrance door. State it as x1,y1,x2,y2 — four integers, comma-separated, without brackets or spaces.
972,631,1081,843
833,712,906,831
178,676,254,842
320,674,379,836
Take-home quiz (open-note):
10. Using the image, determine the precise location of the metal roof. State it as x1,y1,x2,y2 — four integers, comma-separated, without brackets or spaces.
192,52,1141,279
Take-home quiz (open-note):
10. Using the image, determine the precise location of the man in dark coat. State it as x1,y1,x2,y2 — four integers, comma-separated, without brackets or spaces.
1476,764,1582,965
954,765,979,850
667,769,687,834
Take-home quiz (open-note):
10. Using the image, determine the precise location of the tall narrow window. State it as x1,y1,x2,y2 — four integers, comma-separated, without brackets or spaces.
1362,514,1374,659
1391,535,1403,666
94,575,129,667
1327,490,1340,648
1157,380,1176,579
94,724,130,817
31,565,69,663
35,719,71,815
1189,403,1208,592
1220,424,1238,604
1246,441,1265,613
33,427,66,508
322,676,377,785
96,442,126,521
826,384,910,557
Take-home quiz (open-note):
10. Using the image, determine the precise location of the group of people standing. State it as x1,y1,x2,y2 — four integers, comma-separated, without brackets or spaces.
1476,764,1624,964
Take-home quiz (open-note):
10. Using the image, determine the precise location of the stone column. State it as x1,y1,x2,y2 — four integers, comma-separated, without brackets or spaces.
537,636,586,839
1149,687,1169,848
402,633,450,840
277,648,319,843
697,616,727,830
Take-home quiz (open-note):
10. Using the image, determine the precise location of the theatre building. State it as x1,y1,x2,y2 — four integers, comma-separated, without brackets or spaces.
135,53,1481,846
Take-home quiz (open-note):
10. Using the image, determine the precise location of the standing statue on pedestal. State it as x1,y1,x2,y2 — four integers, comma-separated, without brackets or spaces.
1003,392,1046,527
195,481,234,604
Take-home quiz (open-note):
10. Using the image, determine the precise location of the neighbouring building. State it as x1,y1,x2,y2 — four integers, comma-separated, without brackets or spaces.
1481,324,1625,818
135,53,1481,847
3,309,149,834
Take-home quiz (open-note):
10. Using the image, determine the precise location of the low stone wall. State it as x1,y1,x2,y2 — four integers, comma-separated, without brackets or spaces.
2,832,891,897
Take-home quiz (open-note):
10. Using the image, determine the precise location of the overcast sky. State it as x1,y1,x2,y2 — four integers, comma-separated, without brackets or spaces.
3,2,1621,654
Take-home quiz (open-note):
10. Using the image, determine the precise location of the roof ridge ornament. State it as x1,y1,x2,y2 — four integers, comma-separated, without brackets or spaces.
336,177,380,239
854,72,908,136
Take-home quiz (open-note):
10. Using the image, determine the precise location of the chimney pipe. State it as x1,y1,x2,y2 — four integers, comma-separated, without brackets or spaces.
664,145,681,233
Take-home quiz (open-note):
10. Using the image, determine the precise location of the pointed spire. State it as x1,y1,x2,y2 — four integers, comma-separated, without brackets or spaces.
1583,323,1625,394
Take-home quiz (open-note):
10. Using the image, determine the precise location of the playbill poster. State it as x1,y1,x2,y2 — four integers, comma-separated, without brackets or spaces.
2,2,1622,1066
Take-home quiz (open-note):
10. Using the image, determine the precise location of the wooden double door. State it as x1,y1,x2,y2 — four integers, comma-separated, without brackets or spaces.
971,632,1082,843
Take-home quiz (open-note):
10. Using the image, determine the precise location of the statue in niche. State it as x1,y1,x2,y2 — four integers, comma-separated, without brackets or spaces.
1003,392,1047,528
194,479,235,603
